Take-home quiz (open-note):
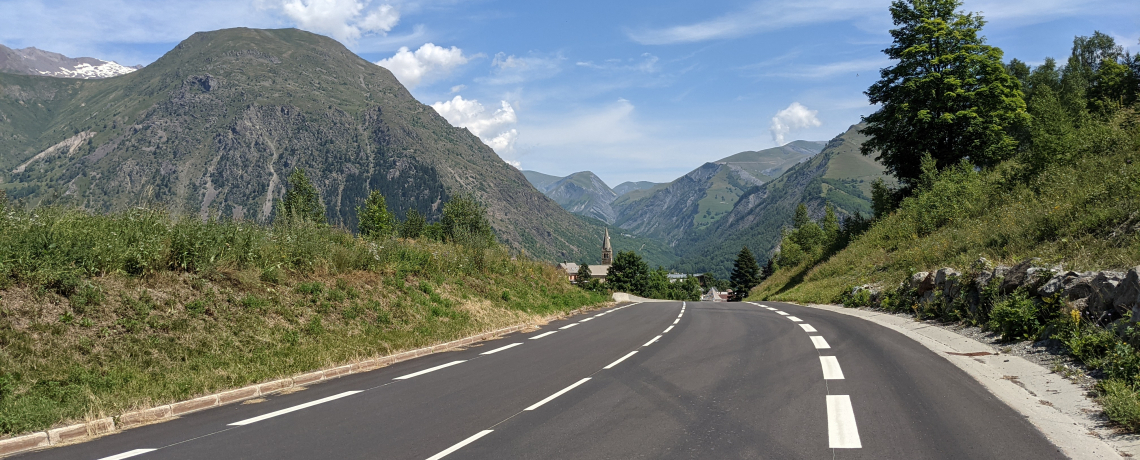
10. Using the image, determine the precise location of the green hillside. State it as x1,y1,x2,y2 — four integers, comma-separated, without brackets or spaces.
716,140,825,181
0,28,609,263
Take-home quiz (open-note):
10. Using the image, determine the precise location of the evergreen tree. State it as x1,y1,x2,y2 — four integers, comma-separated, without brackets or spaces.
576,264,592,284
729,246,760,301
760,258,776,281
861,0,1028,189
399,209,426,239
356,191,395,238
441,194,495,247
281,168,325,224
607,251,649,295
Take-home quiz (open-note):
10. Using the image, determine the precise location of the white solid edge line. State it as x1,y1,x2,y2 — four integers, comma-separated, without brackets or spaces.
530,331,557,340
559,323,579,330
525,378,592,411
425,429,495,460
788,316,802,322
643,335,662,346
604,350,638,369
480,343,522,355
394,360,467,380
776,311,789,315
580,317,594,322
799,324,818,333
663,325,674,333
810,336,831,349
98,449,157,460
229,391,362,426
820,356,845,380
827,395,862,448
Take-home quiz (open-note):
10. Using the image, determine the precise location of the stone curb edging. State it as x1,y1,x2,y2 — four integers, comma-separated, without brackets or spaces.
794,302,1130,460
0,303,609,457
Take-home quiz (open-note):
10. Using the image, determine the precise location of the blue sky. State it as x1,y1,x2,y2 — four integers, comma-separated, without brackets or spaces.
2,0,1138,185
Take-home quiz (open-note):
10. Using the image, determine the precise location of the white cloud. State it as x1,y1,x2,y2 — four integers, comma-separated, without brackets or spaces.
431,96,519,154
375,43,469,88
506,159,522,169
449,84,466,93
757,57,890,79
478,52,563,85
279,0,399,43
769,102,821,145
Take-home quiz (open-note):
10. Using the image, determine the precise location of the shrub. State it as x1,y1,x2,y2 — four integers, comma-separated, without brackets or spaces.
1099,379,1140,431
987,291,1041,341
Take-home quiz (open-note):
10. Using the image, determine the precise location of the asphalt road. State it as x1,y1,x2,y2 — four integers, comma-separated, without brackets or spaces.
16,301,1066,460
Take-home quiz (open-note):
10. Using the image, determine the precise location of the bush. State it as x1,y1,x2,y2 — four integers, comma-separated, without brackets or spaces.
1099,379,1140,431
987,290,1041,341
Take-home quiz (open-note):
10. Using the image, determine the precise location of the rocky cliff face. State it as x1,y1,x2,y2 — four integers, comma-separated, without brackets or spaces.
0,28,607,262
542,171,618,223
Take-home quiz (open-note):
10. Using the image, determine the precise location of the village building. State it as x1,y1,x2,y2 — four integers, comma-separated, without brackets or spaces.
557,229,613,283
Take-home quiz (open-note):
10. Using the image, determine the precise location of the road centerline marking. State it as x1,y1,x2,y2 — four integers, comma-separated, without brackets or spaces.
810,336,831,349
229,391,362,426
643,335,662,346
425,429,494,460
663,325,674,333
394,361,467,380
580,317,594,322
98,449,157,460
776,311,789,316
530,331,557,340
604,351,638,369
673,318,679,324
827,395,862,448
799,324,817,332
525,378,592,411
559,323,579,330
820,356,845,379
480,343,522,355
788,316,803,322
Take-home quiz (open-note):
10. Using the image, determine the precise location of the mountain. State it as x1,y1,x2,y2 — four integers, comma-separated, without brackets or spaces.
0,28,621,262
522,170,621,223
0,44,141,79
609,140,826,245
612,181,660,197
715,140,825,181
674,124,894,277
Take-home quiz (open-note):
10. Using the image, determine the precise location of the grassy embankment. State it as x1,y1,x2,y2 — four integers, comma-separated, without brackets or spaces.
750,108,1140,428
0,205,607,437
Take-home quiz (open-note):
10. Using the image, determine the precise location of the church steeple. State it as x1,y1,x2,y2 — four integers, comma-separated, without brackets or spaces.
602,228,613,265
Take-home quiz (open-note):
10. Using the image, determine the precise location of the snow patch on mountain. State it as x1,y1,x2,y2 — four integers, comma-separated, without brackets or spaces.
38,61,138,79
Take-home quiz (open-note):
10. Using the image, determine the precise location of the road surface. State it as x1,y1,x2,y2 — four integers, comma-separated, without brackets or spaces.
15,301,1065,459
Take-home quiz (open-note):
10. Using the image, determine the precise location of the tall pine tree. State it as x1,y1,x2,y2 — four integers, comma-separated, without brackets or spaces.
729,246,761,302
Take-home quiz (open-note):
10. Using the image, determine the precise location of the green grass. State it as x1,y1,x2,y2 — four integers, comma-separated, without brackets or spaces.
0,204,607,437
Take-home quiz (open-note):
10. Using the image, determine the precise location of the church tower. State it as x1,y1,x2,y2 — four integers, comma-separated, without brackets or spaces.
602,228,613,265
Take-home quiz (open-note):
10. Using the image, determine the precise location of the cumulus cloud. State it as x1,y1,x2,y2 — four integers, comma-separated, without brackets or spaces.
431,96,519,154
279,0,399,43
375,43,470,88
769,102,821,145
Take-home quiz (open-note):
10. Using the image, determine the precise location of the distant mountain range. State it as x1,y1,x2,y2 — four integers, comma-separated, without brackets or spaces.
0,44,141,79
524,133,892,277
0,28,644,263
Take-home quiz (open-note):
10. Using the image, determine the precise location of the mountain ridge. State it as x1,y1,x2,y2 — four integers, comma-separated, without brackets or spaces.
0,44,141,79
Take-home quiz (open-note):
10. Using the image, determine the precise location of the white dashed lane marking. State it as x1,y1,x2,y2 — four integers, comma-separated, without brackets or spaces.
426,430,494,460
827,395,862,448
98,449,157,460
394,361,467,380
604,351,638,369
480,343,522,355
525,378,592,411
810,336,831,349
776,311,789,316
787,316,802,322
229,391,363,426
530,331,557,340
644,335,662,346
820,356,845,379
799,324,817,333
663,325,674,333
559,323,579,330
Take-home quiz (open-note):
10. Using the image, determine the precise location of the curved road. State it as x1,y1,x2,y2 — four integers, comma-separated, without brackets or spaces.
16,301,1065,459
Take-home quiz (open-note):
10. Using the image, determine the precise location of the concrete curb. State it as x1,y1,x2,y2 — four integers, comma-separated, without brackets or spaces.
0,303,608,457
793,302,1132,460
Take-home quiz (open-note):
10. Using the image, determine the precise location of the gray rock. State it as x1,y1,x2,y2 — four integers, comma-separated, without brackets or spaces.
975,270,994,289
992,265,1011,281
910,272,930,291
1063,274,1097,302
972,257,991,271
1038,275,1065,297
1090,271,1125,313
934,268,959,289
1000,258,1039,294
1118,268,1140,315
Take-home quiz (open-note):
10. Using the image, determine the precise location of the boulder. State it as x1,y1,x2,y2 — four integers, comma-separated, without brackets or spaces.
1062,273,1097,301
975,270,994,290
935,268,961,300
972,257,992,270
1000,258,1039,294
910,272,931,292
1090,271,1126,313
1117,267,1140,319
1037,275,1065,297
